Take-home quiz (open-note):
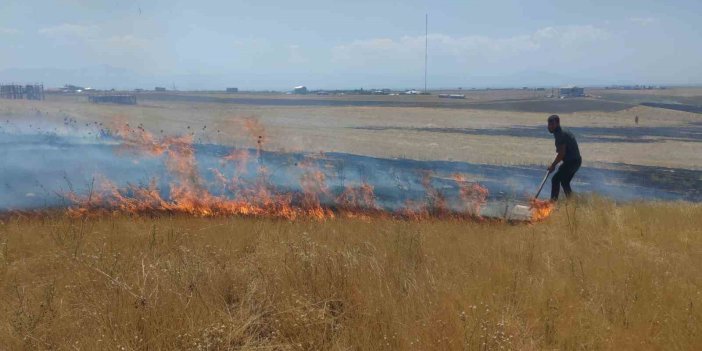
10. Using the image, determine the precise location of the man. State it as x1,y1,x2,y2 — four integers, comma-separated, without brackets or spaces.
547,115,581,201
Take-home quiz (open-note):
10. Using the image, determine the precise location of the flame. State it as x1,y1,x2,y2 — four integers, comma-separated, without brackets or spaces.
336,183,377,211
452,174,488,216
222,149,250,174
529,199,555,221
57,121,510,221
242,117,266,160
420,171,450,217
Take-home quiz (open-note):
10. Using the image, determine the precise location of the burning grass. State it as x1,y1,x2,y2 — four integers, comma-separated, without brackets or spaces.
1,197,700,350
59,121,496,222
529,199,555,221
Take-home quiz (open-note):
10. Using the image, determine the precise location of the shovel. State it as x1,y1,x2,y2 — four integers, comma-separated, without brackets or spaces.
506,168,552,220
533,169,551,200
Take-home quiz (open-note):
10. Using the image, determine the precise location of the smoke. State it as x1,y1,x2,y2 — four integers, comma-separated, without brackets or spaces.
0,118,486,218
0,118,697,219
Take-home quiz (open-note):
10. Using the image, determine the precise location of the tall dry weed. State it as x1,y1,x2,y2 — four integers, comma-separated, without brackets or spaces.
0,198,701,350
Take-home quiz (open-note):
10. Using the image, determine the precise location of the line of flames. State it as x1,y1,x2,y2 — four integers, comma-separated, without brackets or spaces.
58,122,552,222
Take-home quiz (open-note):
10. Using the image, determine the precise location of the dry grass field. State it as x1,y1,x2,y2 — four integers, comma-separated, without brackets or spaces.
1,197,701,350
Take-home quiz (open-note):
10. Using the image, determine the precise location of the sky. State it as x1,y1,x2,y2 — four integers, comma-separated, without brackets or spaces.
1,0,701,90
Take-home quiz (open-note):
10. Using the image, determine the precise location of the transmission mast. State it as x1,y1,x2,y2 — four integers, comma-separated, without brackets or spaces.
424,13,428,94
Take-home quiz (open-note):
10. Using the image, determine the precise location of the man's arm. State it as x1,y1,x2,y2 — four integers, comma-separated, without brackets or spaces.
548,144,566,173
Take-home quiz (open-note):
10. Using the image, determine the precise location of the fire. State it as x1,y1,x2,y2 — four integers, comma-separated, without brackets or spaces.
53,120,554,222
62,123,345,220
452,174,488,216
419,170,452,217
222,149,250,174
242,117,266,160
336,183,378,211
529,199,555,221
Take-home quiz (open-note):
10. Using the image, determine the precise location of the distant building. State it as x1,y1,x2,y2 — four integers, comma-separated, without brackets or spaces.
559,86,585,98
438,94,465,99
61,84,84,93
293,86,308,94
154,87,167,92
89,95,137,105
25,84,45,100
605,85,665,90
226,87,239,93
1,84,45,100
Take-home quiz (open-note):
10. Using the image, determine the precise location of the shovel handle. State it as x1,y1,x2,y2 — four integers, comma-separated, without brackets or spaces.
534,169,551,200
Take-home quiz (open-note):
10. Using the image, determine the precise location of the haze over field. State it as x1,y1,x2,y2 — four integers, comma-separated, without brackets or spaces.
1,0,702,89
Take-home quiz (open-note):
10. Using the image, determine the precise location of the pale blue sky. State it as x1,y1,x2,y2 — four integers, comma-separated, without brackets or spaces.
1,0,700,90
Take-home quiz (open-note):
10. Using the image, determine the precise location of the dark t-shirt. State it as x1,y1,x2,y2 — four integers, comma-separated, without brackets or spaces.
553,127,581,162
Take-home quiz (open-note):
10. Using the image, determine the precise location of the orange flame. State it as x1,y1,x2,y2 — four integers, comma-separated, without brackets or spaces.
529,199,555,221
58,122,529,221
452,174,488,216
420,171,449,217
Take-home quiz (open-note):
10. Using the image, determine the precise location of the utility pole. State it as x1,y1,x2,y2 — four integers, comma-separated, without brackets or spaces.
424,13,428,94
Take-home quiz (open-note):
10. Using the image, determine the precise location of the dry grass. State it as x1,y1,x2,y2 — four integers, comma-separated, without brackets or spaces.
1,197,701,350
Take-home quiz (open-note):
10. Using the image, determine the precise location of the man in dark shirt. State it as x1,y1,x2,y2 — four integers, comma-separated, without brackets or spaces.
547,115,582,201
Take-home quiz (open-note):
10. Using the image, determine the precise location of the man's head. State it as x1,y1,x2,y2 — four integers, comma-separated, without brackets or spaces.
547,114,560,133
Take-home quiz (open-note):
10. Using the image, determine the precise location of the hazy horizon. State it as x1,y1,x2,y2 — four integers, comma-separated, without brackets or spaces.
1,0,701,90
